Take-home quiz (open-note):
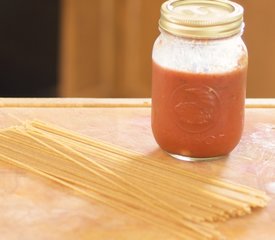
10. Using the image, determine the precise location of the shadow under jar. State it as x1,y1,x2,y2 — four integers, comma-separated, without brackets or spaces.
151,0,248,161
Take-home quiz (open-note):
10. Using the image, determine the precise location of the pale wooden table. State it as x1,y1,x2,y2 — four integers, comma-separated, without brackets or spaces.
0,98,274,240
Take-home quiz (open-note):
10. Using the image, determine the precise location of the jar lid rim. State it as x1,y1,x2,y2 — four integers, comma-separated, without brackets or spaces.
159,0,244,39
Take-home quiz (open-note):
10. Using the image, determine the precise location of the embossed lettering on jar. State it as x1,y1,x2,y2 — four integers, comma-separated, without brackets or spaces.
151,0,248,161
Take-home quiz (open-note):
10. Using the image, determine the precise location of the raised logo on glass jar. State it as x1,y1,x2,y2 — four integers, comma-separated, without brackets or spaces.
170,84,221,133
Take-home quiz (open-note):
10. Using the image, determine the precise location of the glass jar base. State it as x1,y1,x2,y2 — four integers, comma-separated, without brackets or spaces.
167,152,226,162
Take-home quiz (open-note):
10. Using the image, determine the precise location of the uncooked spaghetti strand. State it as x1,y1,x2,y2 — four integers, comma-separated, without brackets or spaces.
13,126,224,237
26,123,263,213
0,136,105,187
1,129,62,157
51,137,244,216
0,138,212,226
80,156,251,216
23,128,210,225
0,145,200,225
2,142,216,238
10,129,260,214
6,127,211,236
30,120,268,200
0,154,213,240
28,136,254,221
27,127,268,220
0,121,268,239
0,135,207,225
66,147,233,220
0,131,129,189
0,144,141,207
0,154,224,239
0,131,126,189
25,123,266,214
0,129,220,220
0,136,160,213
83,155,249,214
66,140,263,210
0,134,78,170
46,136,252,212
70,138,268,206
26,124,262,210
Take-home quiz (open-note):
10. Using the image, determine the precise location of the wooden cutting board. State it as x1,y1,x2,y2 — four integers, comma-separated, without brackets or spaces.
0,98,275,240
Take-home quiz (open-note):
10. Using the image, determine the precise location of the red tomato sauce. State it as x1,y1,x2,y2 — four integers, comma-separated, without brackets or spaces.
151,61,247,158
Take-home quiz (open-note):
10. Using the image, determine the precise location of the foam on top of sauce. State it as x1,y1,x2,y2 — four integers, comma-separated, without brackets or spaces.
152,33,247,74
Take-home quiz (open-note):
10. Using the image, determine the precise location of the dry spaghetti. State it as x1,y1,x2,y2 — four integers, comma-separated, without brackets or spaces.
0,120,270,240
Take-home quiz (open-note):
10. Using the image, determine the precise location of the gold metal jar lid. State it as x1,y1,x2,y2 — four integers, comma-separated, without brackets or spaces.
159,0,244,39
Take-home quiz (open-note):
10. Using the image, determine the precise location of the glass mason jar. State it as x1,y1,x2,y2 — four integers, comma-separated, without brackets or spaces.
151,0,248,161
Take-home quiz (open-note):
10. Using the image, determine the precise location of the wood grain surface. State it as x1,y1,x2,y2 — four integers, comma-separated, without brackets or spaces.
0,98,274,108
0,98,275,240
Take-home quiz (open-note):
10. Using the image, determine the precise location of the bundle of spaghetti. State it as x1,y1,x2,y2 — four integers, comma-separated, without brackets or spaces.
0,120,270,240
